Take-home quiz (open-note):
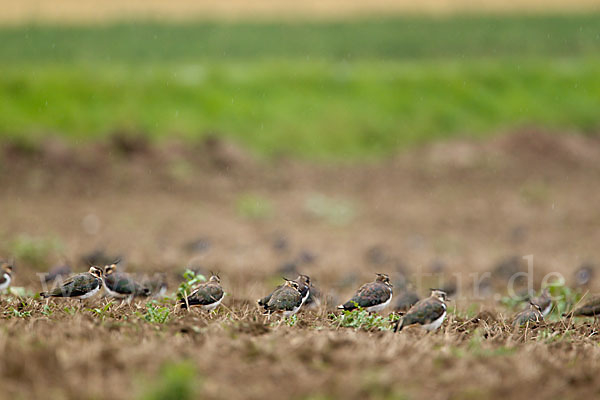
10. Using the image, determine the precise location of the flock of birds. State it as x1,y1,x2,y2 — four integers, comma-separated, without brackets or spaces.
1,259,600,330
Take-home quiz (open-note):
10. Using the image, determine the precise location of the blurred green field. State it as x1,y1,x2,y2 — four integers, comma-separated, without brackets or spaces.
1,15,600,158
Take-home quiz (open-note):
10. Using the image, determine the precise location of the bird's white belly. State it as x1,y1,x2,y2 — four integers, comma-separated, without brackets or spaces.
0,274,11,292
365,292,392,313
541,304,552,317
77,285,100,300
283,304,301,317
300,290,310,307
103,282,128,299
422,311,446,331
202,295,224,311
155,286,167,298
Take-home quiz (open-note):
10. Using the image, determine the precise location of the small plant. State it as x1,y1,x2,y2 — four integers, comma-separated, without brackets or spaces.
500,282,582,321
235,193,272,220
63,306,77,315
8,307,31,318
304,194,356,226
9,234,63,270
546,282,582,320
284,314,298,327
140,361,199,400
88,301,114,321
41,304,53,316
331,307,395,331
177,269,206,301
143,301,171,324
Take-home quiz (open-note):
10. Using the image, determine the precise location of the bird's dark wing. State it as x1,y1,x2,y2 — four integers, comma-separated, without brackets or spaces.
403,298,446,325
341,283,391,310
513,309,542,326
258,285,283,308
394,291,420,312
106,273,145,295
0,274,8,286
185,283,224,306
266,286,302,312
571,297,600,317
46,273,99,297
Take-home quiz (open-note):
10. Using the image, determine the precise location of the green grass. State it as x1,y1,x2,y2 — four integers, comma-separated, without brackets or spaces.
2,15,600,63
1,15,600,158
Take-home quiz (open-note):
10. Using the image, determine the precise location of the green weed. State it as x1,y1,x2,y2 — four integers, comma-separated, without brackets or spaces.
88,301,114,321
331,308,397,331
304,194,356,226
140,361,199,400
63,306,77,315
6,307,31,318
177,269,206,301
143,301,171,324
236,193,272,220
41,304,53,316
9,234,63,270
546,282,582,320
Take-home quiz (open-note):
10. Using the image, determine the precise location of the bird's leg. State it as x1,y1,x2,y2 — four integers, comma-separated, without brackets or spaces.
115,299,126,310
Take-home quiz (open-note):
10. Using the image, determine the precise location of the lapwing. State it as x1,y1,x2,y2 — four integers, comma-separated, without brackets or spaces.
263,279,303,317
530,288,552,317
40,266,104,300
337,273,393,313
258,274,311,311
180,274,224,311
44,263,72,283
304,283,322,309
103,264,149,303
394,289,447,332
574,263,595,287
513,302,544,327
563,295,600,319
141,274,168,298
0,261,14,293
393,289,420,313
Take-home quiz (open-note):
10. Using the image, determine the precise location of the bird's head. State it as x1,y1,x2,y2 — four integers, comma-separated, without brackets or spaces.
103,264,118,276
209,272,221,284
375,273,392,287
529,301,543,313
284,279,300,292
1,261,13,276
297,274,311,286
89,266,104,279
430,289,448,302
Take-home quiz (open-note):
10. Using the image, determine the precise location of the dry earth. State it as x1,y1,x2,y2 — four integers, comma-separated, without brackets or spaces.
2,130,600,399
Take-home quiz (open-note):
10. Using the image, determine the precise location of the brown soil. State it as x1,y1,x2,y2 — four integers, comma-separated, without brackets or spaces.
2,130,600,399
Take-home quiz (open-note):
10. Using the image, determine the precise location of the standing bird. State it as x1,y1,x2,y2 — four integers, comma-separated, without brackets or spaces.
563,295,600,319
530,288,552,317
513,302,544,327
338,273,393,313
394,289,448,332
258,274,311,311
40,266,104,300
0,261,14,293
103,264,149,303
44,263,72,284
263,279,303,317
180,274,224,311
393,289,420,313
141,274,168,298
